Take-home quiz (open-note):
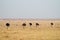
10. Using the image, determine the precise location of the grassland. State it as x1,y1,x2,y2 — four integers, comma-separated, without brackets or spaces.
0,19,60,40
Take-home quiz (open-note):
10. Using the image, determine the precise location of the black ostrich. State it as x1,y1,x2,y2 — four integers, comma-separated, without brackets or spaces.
29,23,32,26
50,22,54,27
6,23,10,29
36,23,39,27
22,23,26,29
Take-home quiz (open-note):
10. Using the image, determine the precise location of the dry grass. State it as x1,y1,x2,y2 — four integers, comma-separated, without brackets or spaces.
0,19,60,40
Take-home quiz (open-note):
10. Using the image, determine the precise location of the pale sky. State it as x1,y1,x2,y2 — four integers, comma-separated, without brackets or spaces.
0,0,60,19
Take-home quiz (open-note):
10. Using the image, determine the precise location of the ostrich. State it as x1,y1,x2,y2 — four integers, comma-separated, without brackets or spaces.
50,22,54,27
22,23,26,29
6,23,10,29
29,23,32,27
36,23,39,27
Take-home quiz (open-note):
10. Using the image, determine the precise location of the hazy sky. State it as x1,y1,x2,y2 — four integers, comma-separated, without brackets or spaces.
0,0,60,19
